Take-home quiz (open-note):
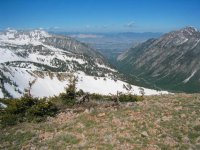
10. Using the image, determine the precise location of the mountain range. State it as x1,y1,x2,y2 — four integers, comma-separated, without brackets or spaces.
117,27,200,93
55,32,162,59
0,29,166,98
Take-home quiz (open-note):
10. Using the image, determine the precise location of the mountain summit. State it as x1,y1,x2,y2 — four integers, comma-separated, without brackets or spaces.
154,26,200,46
118,27,200,93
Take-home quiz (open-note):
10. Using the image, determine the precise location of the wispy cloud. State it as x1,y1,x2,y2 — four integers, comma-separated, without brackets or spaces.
125,21,135,28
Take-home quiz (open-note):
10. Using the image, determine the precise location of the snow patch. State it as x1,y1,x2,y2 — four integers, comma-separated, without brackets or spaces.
97,64,117,72
4,83,22,98
191,39,200,49
0,48,24,63
183,70,197,83
31,76,68,97
0,103,7,108
42,44,71,53
64,56,86,64
0,88,4,98
76,72,168,96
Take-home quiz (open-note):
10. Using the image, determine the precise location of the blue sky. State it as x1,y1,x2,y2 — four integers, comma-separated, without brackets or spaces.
0,0,200,32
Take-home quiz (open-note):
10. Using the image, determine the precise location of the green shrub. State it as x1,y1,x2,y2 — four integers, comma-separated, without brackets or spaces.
90,93,143,102
0,95,58,127
66,85,76,100
12,94,38,114
76,89,84,97
59,93,75,106
0,113,18,126
119,94,143,102
48,96,66,110
27,98,58,121
90,93,104,100
59,76,78,106
90,93,113,101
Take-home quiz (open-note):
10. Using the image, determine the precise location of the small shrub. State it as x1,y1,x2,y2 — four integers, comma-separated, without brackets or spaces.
119,94,143,102
27,98,58,121
76,89,84,97
0,95,58,127
90,93,104,100
13,94,38,114
59,76,78,106
59,93,75,106
48,96,66,111
0,113,18,126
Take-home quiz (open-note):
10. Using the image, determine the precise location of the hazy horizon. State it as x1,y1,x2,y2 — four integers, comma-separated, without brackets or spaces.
0,0,200,33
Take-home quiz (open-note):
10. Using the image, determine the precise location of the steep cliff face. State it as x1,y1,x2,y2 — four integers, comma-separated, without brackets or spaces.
118,27,200,93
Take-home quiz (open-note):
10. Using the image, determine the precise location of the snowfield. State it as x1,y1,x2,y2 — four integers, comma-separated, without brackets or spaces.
1,67,168,98
76,72,168,96
31,76,68,97
0,48,24,63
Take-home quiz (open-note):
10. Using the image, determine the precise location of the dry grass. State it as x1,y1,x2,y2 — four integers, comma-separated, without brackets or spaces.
1,93,200,149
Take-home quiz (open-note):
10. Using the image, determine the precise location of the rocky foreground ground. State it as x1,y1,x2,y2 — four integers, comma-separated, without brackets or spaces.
1,94,200,150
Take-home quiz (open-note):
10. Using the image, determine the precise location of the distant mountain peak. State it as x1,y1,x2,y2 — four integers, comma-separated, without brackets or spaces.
166,26,199,37
177,26,199,37
0,29,51,45
28,29,51,38
182,26,199,33
154,26,200,47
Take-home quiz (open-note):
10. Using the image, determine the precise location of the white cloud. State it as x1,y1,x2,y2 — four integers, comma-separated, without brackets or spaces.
125,21,135,28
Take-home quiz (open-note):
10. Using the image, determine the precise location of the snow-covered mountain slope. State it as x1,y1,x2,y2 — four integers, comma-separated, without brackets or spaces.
0,66,168,98
0,29,168,98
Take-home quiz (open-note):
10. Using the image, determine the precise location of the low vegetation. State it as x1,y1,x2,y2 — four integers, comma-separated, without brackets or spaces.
1,93,200,149
0,95,58,127
0,76,142,127
119,93,143,102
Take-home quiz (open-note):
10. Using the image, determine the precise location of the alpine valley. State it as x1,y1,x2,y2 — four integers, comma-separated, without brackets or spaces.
117,27,200,93
0,29,167,98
